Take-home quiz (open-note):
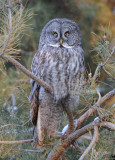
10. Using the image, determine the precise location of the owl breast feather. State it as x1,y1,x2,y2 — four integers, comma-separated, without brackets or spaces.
38,45,84,101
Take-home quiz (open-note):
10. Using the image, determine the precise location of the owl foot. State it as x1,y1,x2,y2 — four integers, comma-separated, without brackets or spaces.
37,140,44,148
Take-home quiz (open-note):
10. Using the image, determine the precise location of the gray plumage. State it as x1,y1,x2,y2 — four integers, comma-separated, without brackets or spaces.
29,18,85,147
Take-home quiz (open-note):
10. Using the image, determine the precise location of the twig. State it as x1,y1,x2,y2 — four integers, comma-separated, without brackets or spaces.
20,148,45,153
102,46,115,66
92,46,115,85
72,143,84,154
102,67,115,80
0,119,30,129
0,54,52,93
78,125,99,160
8,0,12,30
12,3,23,32
0,0,23,55
0,139,33,144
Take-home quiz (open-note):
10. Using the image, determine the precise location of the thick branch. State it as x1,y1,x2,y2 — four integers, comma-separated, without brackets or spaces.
76,89,115,128
101,121,115,130
79,126,99,160
47,120,115,160
0,54,52,93
47,121,97,160
0,139,33,144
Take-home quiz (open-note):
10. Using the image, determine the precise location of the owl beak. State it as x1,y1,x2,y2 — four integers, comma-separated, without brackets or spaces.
59,39,63,45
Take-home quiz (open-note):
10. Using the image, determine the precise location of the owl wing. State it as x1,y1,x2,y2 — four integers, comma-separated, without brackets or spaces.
29,50,40,126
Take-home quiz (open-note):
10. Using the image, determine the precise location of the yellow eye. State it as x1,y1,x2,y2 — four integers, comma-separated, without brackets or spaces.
65,31,70,37
53,32,58,37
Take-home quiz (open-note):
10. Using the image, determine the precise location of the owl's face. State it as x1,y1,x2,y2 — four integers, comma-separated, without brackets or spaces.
42,19,81,49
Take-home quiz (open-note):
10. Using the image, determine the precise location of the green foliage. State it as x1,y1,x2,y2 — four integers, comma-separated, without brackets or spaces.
92,26,115,75
0,0,115,160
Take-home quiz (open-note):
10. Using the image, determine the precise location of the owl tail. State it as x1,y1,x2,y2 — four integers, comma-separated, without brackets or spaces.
35,100,63,147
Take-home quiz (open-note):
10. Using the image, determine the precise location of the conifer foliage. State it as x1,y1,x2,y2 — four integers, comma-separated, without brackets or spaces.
0,0,115,160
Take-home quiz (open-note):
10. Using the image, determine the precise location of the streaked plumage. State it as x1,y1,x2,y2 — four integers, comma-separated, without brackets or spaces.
29,18,85,146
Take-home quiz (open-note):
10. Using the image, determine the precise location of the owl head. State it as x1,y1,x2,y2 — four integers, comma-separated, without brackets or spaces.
39,18,81,49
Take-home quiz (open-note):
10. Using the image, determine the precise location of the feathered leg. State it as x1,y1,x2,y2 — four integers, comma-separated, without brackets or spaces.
62,97,74,137
37,106,45,147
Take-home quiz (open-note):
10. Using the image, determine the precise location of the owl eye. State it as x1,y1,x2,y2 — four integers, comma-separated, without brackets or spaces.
65,31,70,37
53,32,58,37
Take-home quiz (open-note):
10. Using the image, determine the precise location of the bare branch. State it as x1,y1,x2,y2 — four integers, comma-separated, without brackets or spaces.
20,148,45,153
79,126,99,160
0,119,30,129
8,0,12,30
76,89,115,128
60,89,115,138
47,120,98,160
47,88,115,160
47,119,115,160
0,139,33,144
101,121,115,130
79,135,92,141
0,54,52,93
102,67,115,80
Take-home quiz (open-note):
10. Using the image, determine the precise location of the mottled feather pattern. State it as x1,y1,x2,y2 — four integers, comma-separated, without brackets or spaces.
30,88,39,126
29,18,85,146
34,44,84,102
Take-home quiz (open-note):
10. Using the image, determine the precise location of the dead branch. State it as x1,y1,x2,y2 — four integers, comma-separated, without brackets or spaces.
79,125,99,160
0,139,33,144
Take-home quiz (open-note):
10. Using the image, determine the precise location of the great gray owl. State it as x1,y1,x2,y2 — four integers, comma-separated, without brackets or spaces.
29,18,85,147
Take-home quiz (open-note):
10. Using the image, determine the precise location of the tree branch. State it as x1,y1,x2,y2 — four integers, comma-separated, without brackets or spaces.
104,68,115,80
47,120,115,160
92,46,115,85
76,89,115,128
0,54,52,93
101,121,115,130
78,125,99,160
0,139,33,144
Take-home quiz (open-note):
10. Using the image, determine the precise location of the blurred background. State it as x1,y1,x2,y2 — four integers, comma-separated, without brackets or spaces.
21,0,115,92
0,0,115,159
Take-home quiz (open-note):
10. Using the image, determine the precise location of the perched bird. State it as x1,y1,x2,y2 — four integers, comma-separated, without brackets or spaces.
29,18,85,147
